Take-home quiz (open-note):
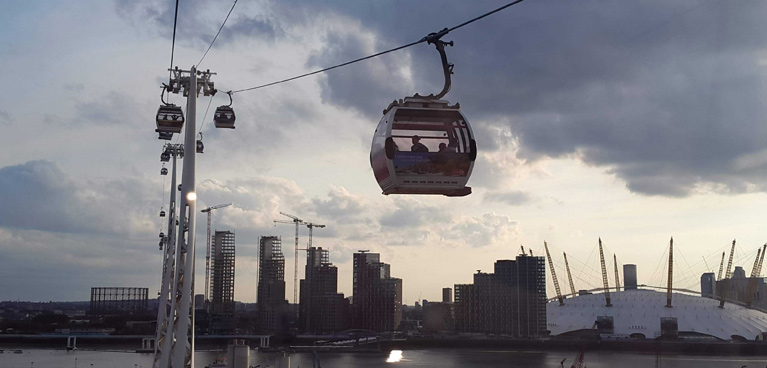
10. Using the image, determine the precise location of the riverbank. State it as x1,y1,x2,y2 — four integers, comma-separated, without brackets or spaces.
5,334,767,356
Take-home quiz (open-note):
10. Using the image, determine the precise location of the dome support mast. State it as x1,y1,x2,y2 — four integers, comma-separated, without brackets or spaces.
599,238,612,307
666,237,673,308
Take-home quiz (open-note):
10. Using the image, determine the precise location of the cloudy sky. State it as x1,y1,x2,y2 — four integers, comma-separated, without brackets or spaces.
2,0,767,304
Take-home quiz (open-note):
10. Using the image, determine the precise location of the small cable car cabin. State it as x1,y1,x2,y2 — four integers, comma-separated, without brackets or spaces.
156,104,185,134
370,97,476,196
159,210,166,217
161,167,168,175
214,106,235,129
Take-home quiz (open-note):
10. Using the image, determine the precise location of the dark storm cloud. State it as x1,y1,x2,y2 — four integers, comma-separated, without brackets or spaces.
0,160,159,236
273,0,767,197
114,0,280,48
306,31,412,118
219,16,279,45
75,91,140,125
0,110,13,126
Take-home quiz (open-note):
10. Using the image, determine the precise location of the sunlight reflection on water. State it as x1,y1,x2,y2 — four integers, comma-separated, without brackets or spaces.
386,350,403,363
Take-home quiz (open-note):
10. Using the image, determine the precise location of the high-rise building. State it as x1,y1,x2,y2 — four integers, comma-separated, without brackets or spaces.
453,254,547,338
733,266,746,279
209,230,235,334
352,251,402,332
299,247,349,333
700,272,716,298
258,236,288,333
442,287,452,303
623,264,637,290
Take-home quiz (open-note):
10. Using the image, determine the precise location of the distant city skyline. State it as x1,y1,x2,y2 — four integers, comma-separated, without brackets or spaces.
2,1,767,305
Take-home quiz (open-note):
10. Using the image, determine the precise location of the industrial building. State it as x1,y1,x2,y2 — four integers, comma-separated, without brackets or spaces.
209,230,235,334
712,269,767,309
299,247,349,333
352,251,403,332
700,272,716,298
89,287,149,317
454,254,547,338
623,264,637,290
257,236,288,333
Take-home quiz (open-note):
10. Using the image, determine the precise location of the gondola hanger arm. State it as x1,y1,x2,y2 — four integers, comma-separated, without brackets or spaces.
413,28,454,100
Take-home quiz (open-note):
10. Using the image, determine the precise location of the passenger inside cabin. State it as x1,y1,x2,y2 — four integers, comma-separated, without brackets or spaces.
411,135,429,152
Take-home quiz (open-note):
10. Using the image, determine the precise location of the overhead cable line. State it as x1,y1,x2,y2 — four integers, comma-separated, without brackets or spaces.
169,0,180,80
199,95,214,134
229,0,529,94
198,0,239,68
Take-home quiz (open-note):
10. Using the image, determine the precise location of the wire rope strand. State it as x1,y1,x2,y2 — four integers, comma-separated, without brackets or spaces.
169,0,180,80
229,0,530,94
199,95,214,134
198,0,239,68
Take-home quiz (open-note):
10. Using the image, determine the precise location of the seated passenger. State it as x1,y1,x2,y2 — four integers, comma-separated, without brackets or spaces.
411,135,429,152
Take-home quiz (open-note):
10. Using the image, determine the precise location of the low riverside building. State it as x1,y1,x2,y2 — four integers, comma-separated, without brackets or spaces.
454,254,547,338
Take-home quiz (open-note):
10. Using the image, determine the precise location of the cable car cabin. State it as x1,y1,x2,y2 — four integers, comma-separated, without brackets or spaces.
214,106,235,129
370,98,477,196
156,104,185,134
159,210,166,217
160,152,171,162
161,167,168,175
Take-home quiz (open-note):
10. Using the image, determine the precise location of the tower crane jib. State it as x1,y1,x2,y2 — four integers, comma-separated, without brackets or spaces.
201,202,232,303
274,212,304,306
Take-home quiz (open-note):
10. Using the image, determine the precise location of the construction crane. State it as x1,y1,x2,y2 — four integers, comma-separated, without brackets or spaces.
543,241,564,306
613,254,620,293
745,246,763,308
304,221,326,248
666,237,673,308
274,212,304,305
563,252,577,296
201,202,232,303
598,238,612,307
719,239,736,309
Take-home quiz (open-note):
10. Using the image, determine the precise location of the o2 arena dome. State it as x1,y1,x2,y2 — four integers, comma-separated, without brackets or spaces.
547,288,767,341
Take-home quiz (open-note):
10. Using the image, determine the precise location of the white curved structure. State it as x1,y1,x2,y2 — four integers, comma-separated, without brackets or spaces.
547,289,767,341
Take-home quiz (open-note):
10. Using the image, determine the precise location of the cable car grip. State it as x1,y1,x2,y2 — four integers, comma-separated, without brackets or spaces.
415,28,454,100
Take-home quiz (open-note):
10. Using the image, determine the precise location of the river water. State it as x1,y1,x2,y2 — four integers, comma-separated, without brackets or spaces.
1,348,766,368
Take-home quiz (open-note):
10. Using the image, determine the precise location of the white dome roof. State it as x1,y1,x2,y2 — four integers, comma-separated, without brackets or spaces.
547,289,767,340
